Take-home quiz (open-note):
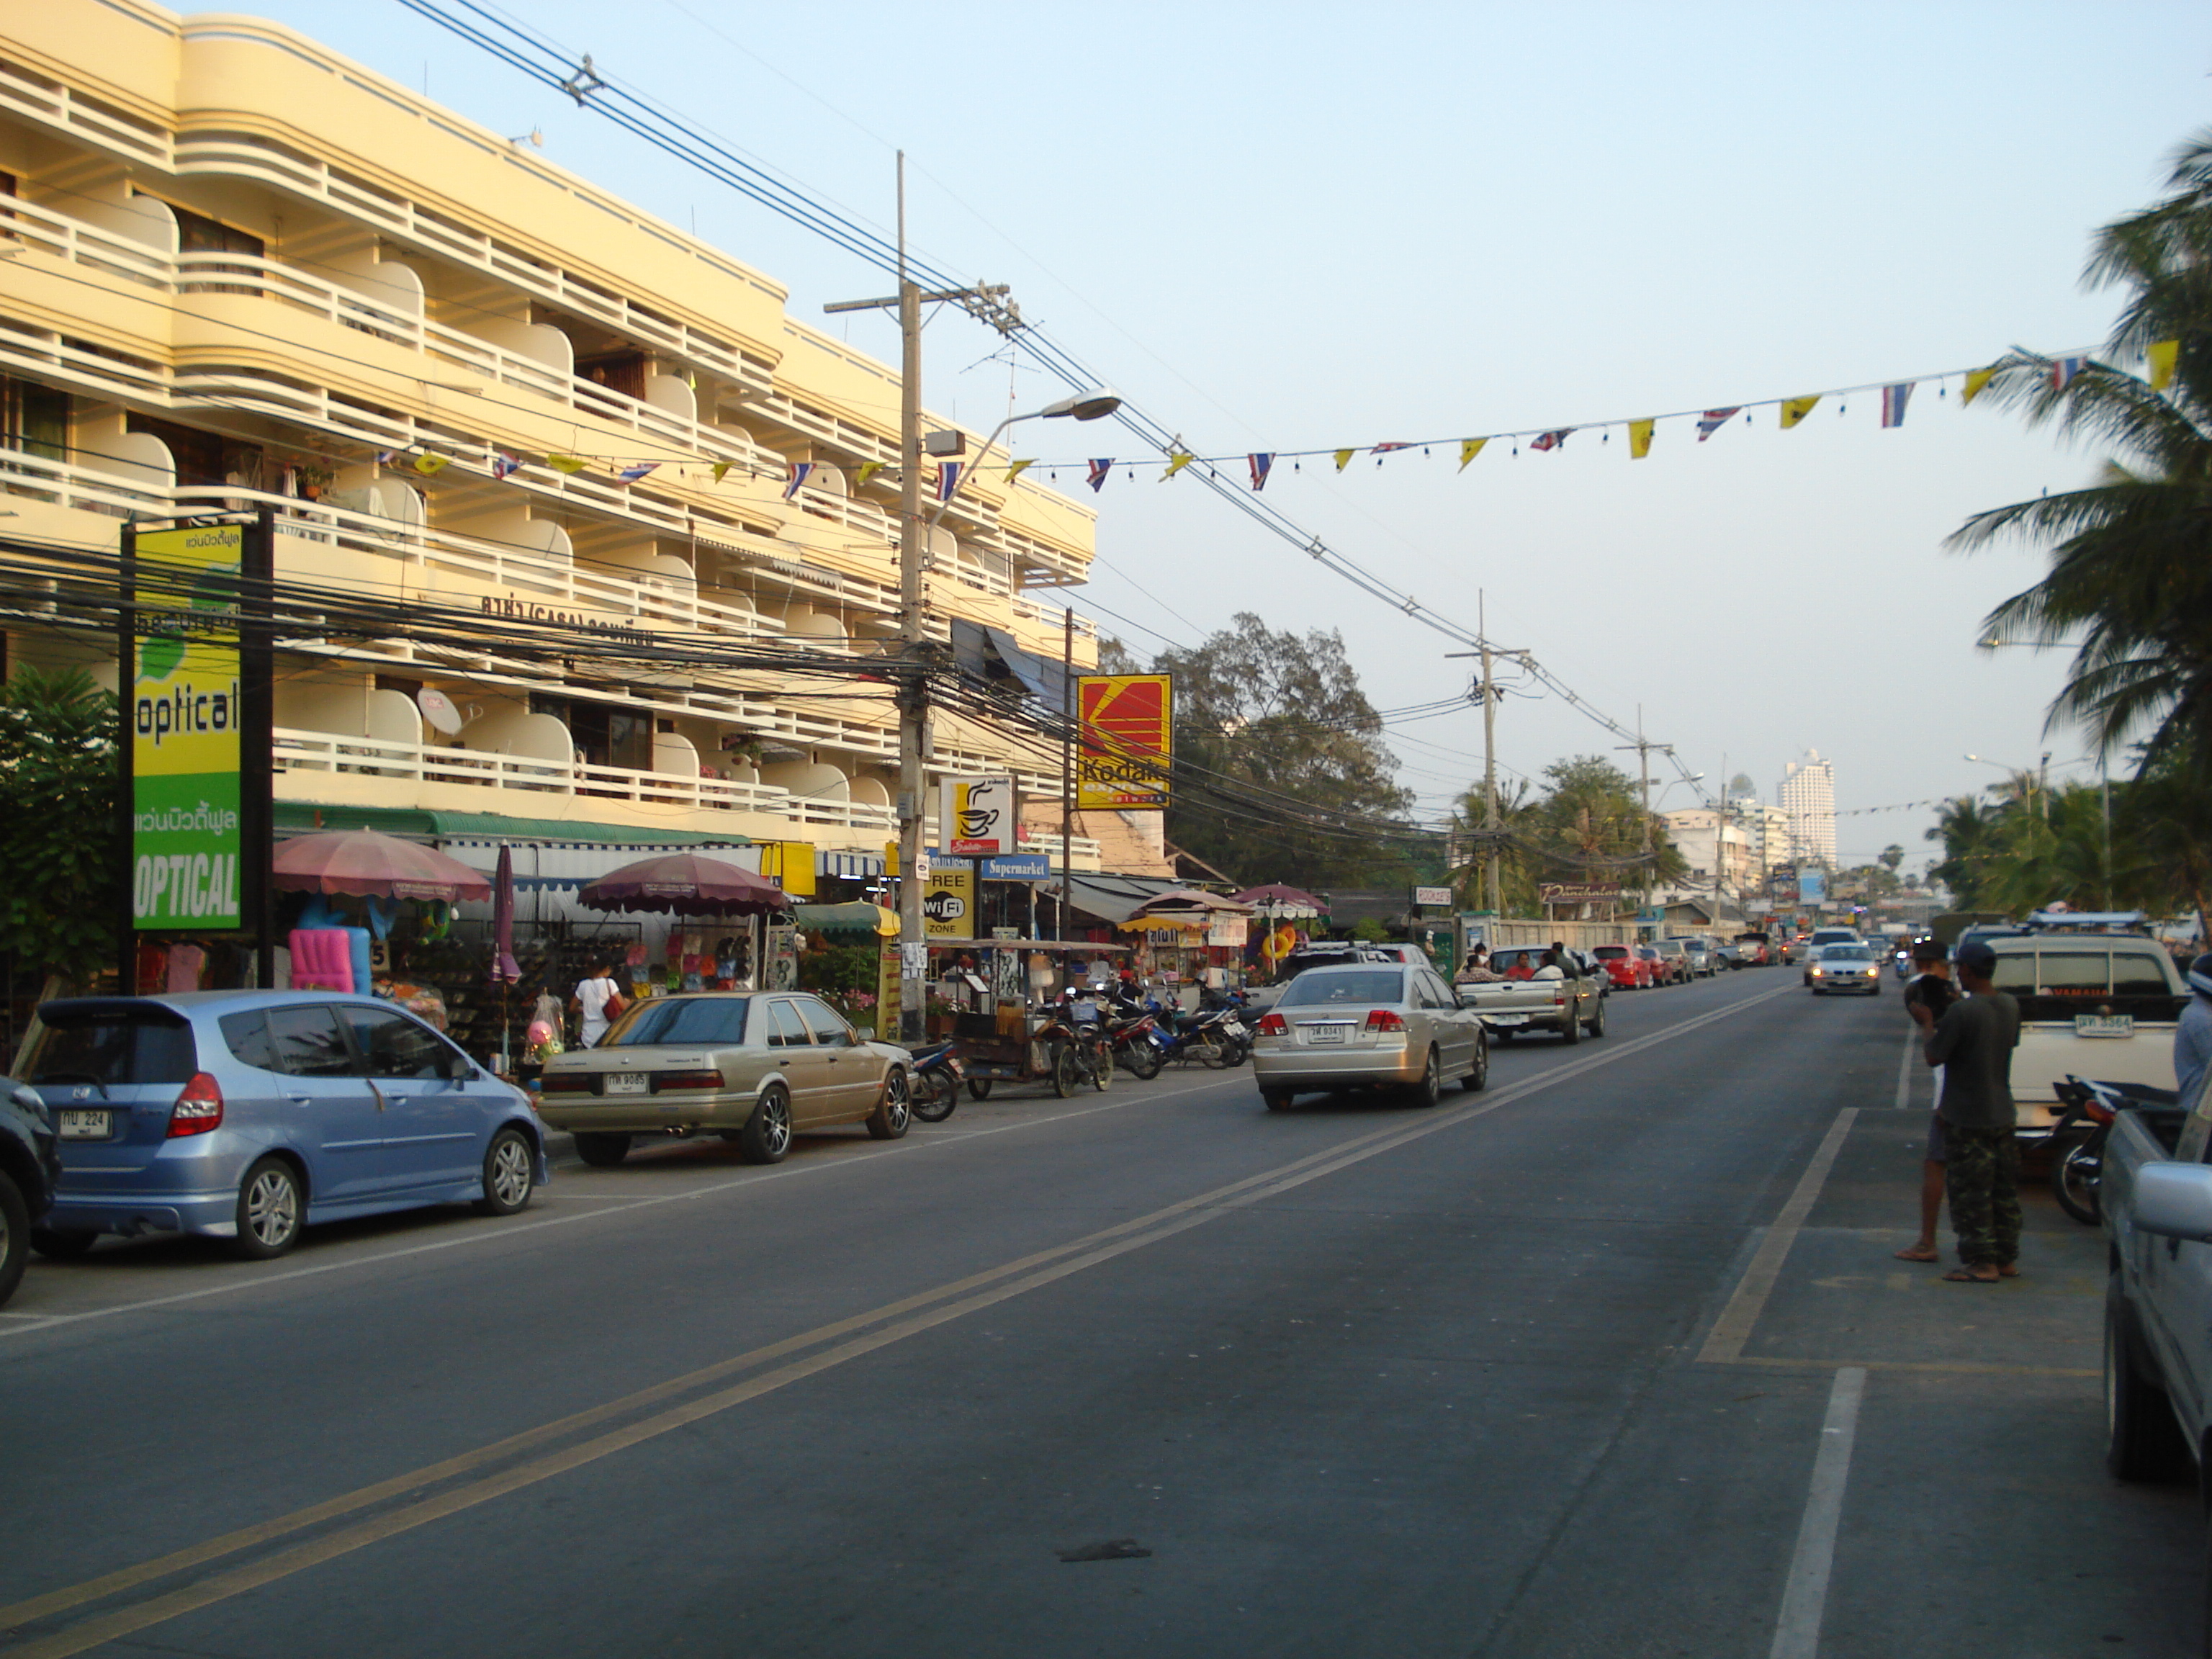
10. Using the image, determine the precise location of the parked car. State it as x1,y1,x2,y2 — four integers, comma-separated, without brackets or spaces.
24,992,547,1261
538,991,912,1166
1635,945,1676,986
1680,938,1718,978
1251,961,1487,1110
1730,932,1771,968
1590,944,1651,991
1807,943,1883,995
0,1076,60,1307
1652,939,1694,983
1987,934,2188,1139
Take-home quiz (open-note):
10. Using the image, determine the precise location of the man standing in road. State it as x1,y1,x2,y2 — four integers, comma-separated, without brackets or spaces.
1894,939,1958,1264
2175,952,2212,1107
1915,939,2022,1283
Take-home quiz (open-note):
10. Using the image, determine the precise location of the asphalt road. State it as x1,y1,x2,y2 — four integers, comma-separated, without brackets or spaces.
0,968,2197,1658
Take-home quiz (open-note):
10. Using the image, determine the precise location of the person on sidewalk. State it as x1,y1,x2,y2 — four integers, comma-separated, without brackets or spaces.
1917,939,2022,1283
1894,939,1959,1264
570,959,625,1049
2175,953,2212,1107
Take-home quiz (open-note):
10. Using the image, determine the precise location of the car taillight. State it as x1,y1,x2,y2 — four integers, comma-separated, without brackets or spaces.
166,1072,224,1138
657,1071,724,1091
539,1073,593,1093
2085,1102,2117,1125
1365,1010,1407,1033
1256,1012,1288,1036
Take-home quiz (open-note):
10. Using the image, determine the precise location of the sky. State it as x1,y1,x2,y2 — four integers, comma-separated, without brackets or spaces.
228,1,2211,873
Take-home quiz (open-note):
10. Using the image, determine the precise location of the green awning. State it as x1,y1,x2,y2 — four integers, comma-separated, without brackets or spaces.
273,802,752,848
793,902,898,939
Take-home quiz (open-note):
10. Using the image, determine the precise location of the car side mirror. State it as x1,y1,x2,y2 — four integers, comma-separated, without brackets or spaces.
2133,1162,2212,1242
444,1051,477,1082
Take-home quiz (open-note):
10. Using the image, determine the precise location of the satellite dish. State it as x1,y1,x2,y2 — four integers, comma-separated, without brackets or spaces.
416,688,463,736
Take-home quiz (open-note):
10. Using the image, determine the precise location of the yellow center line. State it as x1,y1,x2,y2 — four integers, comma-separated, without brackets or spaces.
3,981,1794,1657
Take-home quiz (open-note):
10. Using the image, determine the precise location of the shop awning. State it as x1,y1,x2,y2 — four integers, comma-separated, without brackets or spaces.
950,619,1068,709
794,902,899,938
274,802,752,848
818,850,885,878
1044,873,1195,925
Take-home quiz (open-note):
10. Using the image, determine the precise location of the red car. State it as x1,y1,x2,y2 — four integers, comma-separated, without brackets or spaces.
1635,944,1680,986
1591,944,1652,989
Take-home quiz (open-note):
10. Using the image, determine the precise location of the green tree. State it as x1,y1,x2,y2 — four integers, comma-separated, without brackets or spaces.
1879,844,1905,873
1452,757,1686,913
0,666,121,988
1151,613,1416,889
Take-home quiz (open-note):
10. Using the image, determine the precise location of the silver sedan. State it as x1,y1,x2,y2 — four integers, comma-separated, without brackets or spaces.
1807,944,1884,996
1250,963,1488,1111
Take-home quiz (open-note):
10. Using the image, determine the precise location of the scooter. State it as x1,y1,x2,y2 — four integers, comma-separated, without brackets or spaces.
909,1040,964,1123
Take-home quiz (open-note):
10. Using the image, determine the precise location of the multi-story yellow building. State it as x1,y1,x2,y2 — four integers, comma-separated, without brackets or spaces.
0,0,1121,912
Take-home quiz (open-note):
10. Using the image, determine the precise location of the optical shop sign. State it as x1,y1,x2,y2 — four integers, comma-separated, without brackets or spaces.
132,525,244,928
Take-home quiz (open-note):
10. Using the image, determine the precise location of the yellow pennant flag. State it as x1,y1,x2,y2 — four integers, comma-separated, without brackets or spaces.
1961,365,1997,405
548,453,587,475
855,461,883,487
1334,448,1354,472
1161,451,1195,480
1779,395,1820,429
1006,459,1035,484
1628,419,1655,459
2148,339,2180,390
411,453,450,477
1457,438,1488,472
710,461,732,485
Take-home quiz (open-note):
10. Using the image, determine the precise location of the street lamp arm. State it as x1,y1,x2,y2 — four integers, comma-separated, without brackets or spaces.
924,389,1123,531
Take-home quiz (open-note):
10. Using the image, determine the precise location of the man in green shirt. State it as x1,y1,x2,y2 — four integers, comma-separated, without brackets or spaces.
1914,939,2023,1282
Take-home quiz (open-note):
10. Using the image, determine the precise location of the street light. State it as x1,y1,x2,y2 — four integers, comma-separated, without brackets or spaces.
926,388,1123,529
1964,751,2051,820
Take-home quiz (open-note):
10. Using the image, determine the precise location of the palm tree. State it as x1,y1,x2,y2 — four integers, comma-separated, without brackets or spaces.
1948,129,2212,773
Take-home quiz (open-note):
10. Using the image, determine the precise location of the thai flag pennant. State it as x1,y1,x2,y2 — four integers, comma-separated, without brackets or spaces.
937,462,962,501
618,462,659,482
1371,441,1411,456
1879,383,1913,428
374,449,397,465
1249,453,1274,492
1086,458,1112,493
491,451,521,480
783,461,814,499
2049,356,2085,392
1529,429,1570,452
1695,408,1741,442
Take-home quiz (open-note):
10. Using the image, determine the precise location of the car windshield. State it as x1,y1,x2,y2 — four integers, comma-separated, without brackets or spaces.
1277,970,1404,1007
1823,946,1876,962
24,1008,195,1086
602,998,750,1047
1594,947,1629,960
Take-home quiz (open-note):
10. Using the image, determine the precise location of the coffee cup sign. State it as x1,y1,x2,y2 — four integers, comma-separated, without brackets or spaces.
942,776,1016,858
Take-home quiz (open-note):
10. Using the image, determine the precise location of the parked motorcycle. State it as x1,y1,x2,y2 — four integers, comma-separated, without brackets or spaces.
2049,1074,2180,1225
1035,990,1112,1098
909,1040,964,1123
1107,1004,1166,1080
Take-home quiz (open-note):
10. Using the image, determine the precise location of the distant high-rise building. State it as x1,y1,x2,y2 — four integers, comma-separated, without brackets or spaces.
1779,751,1838,868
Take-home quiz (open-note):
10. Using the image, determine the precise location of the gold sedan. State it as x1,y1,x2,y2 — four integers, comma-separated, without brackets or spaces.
536,992,912,1166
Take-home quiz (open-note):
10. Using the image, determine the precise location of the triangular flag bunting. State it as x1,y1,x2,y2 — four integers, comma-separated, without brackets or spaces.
1694,408,1740,442
491,451,521,480
2049,356,2085,391
1779,396,1820,429
618,462,658,482
2148,339,2180,390
1961,365,1997,405
783,462,813,499
1371,441,1411,456
710,460,732,485
1085,459,1112,493
938,462,962,501
1006,459,1035,484
1249,453,1274,492
1161,451,1195,480
1457,438,1487,471
547,453,586,474
1879,384,1912,428
1333,449,1355,472
1529,429,1570,452
412,453,450,476
1628,419,1654,459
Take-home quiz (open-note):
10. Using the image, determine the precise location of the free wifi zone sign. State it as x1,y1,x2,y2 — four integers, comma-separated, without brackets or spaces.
1076,674,1171,811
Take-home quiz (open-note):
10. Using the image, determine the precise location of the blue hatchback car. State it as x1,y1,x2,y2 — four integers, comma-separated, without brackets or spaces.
24,992,547,1260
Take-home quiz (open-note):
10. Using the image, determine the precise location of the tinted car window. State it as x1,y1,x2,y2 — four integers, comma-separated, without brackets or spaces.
340,1008,452,1079
1990,953,2037,994
2036,951,2110,997
1823,946,1876,962
606,999,750,1047
2113,952,2176,999
220,1010,280,1072
1594,946,1629,961
766,1002,809,1048
266,1005,355,1078
1279,970,1405,1007
796,997,853,1048
1489,949,1539,974
27,1010,194,1086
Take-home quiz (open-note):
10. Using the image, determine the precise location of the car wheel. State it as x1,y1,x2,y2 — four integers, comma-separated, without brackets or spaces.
1408,1047,1442,1107
739,1084,793,1164
29,1227,98,1259
1560,1005,1582,1046
966,1078,994,1100
1460,1030,1489,1092
1262,1088,1294,1112
866,1068,912,1140
474,1127,536,1216
1588,997,1606,1039
573,1131,632,1168
0,1169,27,1309
231,1157,305,1261
2106,1274,2189,1480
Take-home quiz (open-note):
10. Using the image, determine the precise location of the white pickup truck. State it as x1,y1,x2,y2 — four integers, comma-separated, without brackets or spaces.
1454,946,1606,1043
1987,933,2187,1138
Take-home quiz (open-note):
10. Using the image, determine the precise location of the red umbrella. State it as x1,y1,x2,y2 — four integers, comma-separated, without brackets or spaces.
273,830,491,902
1231,883,1328,913
577,853,791,917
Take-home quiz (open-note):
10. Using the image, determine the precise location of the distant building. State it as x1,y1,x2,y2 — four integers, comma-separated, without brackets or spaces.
1779,752,1838,868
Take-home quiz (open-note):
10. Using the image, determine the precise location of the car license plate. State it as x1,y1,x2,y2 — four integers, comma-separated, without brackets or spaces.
2075,1014,2135,1039
604,1072,650,1094
57,1109,110,1140
1306,1024,1351,1045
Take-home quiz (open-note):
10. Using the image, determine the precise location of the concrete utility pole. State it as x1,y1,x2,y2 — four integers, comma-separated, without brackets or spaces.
1447,596,1523,914
1613,706,1674,914
824,153,1021,1044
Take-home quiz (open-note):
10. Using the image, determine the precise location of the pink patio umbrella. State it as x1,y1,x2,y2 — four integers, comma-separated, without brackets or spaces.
577,853,792,917
272,829,492,903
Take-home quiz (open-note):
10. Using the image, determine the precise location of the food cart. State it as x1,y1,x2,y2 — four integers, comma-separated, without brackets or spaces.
934,938,1130,1098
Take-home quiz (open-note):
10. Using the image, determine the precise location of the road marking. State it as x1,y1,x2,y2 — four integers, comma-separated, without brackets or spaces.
1722,1355,2097,1378
1698,1109,1858,1364
0,981,1797,1653
1768,1367,1866,1659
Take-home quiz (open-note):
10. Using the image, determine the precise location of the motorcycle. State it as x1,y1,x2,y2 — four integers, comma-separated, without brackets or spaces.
2048,1074,2180,1225
1143,998,1228,1069
1107,1003,1166,1080
1035,989,1113,1098
909,1040,964,1123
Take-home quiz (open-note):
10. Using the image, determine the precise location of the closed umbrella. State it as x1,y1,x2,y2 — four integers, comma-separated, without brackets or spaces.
272,829,491,903
490,844,521,982
577,853,791,917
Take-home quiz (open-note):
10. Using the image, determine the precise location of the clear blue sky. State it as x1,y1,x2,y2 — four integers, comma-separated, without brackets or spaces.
238,1,2210,869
